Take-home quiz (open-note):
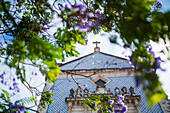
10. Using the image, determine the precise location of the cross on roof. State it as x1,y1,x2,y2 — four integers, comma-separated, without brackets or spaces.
93,41,100,47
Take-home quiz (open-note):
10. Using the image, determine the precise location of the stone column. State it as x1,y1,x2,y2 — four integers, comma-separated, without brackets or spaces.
68,102,72,113
135,99,141,113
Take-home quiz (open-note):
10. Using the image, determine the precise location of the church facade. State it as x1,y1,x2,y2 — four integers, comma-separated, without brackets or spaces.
43,43,169,113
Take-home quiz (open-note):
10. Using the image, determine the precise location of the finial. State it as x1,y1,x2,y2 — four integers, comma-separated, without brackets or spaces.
93,41,100,52
93,41,100,47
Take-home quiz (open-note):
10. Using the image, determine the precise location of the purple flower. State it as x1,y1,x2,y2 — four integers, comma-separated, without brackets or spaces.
96,11,103,19
94,21,101,29
117,101,124,107
155,1,162,8
59,7,65,11
13,82,20,92
13,83,18,88
3,71,6,75
9,87,12,90
42,73,46,76
80,5,86,12
83,35,87,39
122,106,127,112
118,95,124,101
87,21,93,27
155,57,166,71
17,89,20,92
10,103,15,107
83,84,87,87
79,25,90,32
72,7,79,12
114,108,120,113
74,25,79,30
109,100,114,105
67,11,71,15
86,12,94,17
123,45,128,49
14,101,19,105
65,4,70,10
0,74,3,79
85,40,88,45
19,106,25,113
107,109,111,112
90,102,97,108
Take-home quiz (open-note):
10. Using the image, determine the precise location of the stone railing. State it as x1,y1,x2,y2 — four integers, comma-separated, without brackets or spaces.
65,86,141,113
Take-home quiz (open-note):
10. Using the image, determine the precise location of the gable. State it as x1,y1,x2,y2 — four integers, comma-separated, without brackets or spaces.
60,52,133,71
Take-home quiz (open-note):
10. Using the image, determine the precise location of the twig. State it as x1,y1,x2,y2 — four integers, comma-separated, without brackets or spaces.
2,103,38,112
71,74,81,88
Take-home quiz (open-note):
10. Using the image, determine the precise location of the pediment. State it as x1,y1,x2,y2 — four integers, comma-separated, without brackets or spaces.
60,52,133,71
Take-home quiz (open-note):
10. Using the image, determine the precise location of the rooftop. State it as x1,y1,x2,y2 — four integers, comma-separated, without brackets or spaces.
60,42,133,71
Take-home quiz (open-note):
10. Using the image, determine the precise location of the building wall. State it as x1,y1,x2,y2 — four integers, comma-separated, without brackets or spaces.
47,72,163,113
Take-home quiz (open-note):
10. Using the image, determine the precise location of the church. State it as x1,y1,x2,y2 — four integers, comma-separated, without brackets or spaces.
42,42,170,113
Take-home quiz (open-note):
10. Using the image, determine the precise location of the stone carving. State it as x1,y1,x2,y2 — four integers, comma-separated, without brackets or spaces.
92,91,95,95
107,88,113,95
84,88,89,97
115,87,120,96
130,86,136,96
76,87,82,97
69,88,74,97
121,87,129,96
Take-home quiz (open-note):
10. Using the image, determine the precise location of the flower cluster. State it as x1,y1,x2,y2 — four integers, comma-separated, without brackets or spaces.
0,71,6,84
0,71,20,92
89,102,97,109
155,1,162,8
109,100,114,105
33,18,51,35
147,42,165,72
84,94,127,113
59,4,103,32
10,101,25,113
114,95,127,113
38,19,50,32
11,82,20,92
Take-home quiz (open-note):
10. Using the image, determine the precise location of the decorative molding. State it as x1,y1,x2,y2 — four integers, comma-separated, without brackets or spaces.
57,70,135,79
90,75,111,86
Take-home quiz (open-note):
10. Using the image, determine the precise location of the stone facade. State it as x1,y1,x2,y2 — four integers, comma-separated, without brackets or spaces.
43,45,167,113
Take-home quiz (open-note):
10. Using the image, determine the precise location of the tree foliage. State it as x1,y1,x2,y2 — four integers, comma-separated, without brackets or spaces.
0,0,169,112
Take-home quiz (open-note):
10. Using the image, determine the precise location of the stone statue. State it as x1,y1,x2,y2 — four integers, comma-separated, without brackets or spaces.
107,88,113,95
130,86,136,96
69,88,74,97
76,87,82,97
115,87,120,96
121,87,129,96
84,88,89,97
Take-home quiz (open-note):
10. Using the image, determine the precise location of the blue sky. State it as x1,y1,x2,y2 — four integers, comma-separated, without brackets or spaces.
161,0,170,12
